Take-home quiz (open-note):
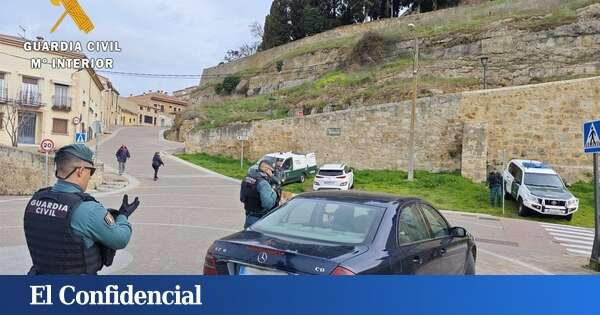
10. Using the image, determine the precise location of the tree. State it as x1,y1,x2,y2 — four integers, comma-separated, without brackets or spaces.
261,0,292,50
1,101,27,147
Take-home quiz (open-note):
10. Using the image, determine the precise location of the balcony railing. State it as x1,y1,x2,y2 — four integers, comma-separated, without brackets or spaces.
0,87,7,103
52,95,72,112
18,90,43,107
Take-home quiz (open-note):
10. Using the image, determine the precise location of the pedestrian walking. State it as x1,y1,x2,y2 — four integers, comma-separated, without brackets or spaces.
152,152,164,181
23,144,140,275
487,169,503,207
115,144,131,175
240,160,278,228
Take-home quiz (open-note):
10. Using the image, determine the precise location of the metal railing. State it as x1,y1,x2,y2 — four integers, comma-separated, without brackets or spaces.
18,90,43,107
52,95,72,112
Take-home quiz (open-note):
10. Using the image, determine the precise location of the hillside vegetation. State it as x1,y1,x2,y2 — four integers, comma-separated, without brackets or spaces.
179,0,600,131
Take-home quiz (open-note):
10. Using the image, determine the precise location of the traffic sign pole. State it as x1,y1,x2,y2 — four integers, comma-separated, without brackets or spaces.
590,153,600,271
40,139,55,188
45,151,49,187
241,140,244,170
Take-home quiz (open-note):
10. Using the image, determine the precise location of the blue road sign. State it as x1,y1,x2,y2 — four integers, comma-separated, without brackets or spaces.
75,132,87,144
584,120,600,153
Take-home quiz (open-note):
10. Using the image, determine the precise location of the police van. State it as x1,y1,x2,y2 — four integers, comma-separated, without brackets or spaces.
257,152,318,185
502,160,579,221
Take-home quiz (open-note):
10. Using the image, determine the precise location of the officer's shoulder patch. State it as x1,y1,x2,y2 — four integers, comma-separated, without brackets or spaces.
104,212,115,225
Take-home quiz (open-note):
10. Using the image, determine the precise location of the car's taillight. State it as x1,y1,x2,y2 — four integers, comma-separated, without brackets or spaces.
336,176,346,179
330,266,355,275
203,252,218,275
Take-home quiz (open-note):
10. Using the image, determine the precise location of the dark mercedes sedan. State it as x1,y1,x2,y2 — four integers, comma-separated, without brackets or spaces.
203,191,476,275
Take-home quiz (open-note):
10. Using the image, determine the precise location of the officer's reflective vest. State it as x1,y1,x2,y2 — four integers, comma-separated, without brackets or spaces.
23,188,103,275
240,176,267,215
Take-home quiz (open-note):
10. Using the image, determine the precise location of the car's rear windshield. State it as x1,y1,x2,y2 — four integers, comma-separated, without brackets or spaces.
524,173,564,189
251,198,385,245
318,170,344,176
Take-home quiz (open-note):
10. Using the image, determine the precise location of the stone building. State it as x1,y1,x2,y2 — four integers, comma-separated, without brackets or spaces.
126,91,188,127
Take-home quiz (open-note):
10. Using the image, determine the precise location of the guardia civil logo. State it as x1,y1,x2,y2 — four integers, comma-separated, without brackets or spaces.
50,0,95,34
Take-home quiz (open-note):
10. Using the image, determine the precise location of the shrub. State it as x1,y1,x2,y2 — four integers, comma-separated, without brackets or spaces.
215,75,242,95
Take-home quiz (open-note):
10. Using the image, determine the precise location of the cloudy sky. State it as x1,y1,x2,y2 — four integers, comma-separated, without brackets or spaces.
0,0,272,96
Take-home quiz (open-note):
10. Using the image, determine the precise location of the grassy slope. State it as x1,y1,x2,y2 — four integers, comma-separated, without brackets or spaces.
187,0,599,130
177,153,595,228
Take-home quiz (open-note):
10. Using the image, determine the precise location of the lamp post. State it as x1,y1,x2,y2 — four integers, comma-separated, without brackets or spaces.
407,23,418,181
480,56,489,90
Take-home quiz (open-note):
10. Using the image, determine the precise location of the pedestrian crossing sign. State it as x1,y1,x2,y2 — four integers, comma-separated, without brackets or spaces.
75,132,87,144
584,120,600,153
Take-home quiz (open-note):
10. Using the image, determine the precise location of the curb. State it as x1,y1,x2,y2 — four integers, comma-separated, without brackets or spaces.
164,154,241,185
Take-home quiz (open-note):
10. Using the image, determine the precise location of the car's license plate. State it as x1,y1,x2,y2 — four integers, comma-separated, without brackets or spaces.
238,265,288,275
325,181,336,185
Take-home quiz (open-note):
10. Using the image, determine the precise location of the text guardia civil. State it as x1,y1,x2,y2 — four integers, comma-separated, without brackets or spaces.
30,285,203,306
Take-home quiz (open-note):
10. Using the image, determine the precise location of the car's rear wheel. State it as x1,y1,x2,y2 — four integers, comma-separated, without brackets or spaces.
565,214,573,221
464,249,476,275
517,199,530,217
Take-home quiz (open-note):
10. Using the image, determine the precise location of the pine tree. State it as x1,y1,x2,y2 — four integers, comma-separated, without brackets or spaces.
261,0,292,50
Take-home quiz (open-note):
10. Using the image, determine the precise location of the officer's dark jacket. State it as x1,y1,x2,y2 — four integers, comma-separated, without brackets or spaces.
240,167,278,215
24,188,108,275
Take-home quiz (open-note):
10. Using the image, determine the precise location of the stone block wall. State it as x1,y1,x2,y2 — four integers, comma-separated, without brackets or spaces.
186,76,600,184
0,145,105,196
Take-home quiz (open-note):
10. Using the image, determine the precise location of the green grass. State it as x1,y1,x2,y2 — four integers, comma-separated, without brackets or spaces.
176,153,596,228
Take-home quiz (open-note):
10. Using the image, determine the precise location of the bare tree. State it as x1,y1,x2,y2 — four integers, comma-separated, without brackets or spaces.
249,21,264,41
223,22,264,63
1,101,26,147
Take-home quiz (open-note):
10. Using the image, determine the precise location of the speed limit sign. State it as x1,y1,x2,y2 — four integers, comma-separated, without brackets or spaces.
72,116,81,125
40,138,55,153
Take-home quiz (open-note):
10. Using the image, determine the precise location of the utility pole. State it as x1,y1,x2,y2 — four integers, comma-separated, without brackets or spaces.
407,23,418,181
591,153,600,270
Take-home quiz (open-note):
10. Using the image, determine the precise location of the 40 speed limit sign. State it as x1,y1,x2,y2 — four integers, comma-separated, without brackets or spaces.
40,138,55,153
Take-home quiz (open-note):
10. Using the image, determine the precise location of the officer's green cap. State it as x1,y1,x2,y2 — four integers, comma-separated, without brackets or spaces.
55,144,94,165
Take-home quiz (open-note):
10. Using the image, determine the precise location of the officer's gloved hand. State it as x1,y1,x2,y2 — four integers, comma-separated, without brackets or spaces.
118,194,140,217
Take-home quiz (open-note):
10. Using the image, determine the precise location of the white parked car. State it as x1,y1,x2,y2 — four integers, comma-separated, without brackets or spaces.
313,164,354,191
502,159,579,221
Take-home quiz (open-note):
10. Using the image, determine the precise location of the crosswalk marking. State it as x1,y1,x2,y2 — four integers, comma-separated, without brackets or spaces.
541,223,594,257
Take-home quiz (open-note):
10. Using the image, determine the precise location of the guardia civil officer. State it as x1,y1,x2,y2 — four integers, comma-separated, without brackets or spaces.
240,160,278,228
23,144,140,275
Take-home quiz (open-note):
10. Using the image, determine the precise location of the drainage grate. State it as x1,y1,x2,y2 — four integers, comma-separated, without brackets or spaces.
475,238,519,247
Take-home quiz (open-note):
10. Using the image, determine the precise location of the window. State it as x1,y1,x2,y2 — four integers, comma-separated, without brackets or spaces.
21,77,39,104
420,204,450,238
508,163,518,177
283,158,292,170
54,84,69,107
0,112,3,129
397,204,430,244
514,167,523,184
161,105,164,112
318,169,343,177
252,198,385,245
524,173,564,189
0,73,5,100
52,118,68,134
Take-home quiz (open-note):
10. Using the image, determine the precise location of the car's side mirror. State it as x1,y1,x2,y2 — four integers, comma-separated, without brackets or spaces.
450,227,467,238
566,183,572,188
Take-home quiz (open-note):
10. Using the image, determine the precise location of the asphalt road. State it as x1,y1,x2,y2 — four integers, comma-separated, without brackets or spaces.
0,127,594,275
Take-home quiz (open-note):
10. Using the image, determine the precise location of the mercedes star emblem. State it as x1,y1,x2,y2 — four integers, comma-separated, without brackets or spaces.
257,252,268,264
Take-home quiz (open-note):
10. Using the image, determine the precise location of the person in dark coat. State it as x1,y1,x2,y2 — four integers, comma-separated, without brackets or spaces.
152,152,164,181
115,145,131,175
486,169,503,207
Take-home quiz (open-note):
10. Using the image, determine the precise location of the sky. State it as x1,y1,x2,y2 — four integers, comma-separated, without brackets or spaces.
0,0,272,96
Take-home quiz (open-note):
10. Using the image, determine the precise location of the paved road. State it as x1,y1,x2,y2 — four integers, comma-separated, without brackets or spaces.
0,127,594,274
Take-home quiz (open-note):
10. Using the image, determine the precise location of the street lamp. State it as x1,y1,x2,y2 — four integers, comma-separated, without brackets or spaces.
480,56,489,90
407,23,418,181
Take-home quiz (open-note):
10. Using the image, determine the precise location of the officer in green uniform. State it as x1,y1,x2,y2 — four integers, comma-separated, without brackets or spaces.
24,144,140,275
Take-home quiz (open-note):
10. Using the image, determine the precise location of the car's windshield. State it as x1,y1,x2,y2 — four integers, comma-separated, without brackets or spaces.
524,173,564,189
251,198,385,245
258,156,278,165
318,169,343,176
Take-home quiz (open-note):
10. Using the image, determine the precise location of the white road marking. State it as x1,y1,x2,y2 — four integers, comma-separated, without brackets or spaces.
549,232,594,241
541,224,594,234
554,237,593,246
566,248,591,255
478,248,554,275
545,228,594,237
542,223,594,256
